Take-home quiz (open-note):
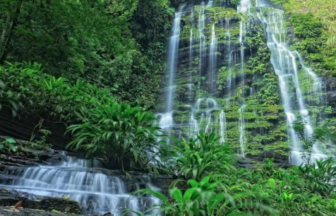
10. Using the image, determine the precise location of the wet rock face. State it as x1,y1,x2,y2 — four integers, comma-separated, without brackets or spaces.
157,3,290,159
325,77,336,110
0,147,175,215
0,189,81,214
0,207,78,216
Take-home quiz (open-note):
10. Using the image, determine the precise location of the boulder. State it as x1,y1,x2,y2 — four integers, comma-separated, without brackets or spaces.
0,188,81,214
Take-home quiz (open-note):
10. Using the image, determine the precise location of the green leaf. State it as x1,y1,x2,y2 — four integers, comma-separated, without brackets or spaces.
5,138,16,144
170,188,183,203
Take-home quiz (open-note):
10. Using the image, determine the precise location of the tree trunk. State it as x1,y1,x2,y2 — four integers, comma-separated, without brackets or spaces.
0,0,24,63
0,14,11,61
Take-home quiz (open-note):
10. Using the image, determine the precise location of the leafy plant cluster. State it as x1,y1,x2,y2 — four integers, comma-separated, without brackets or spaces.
163,132,235,180
67,103,162,173
0,138,18,153
127,132,336,216
0,62,113,122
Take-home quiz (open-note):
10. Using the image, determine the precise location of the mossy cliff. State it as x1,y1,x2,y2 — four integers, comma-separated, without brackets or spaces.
155,1,334,160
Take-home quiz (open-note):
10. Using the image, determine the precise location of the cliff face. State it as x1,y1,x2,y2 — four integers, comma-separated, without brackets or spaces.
156,1,334,161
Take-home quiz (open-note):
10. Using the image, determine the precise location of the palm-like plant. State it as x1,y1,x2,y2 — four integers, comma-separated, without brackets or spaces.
298,157,336,194
67,102,162,172
163,132,235,181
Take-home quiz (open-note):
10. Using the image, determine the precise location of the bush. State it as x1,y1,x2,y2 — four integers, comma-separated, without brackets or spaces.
67,103,162,172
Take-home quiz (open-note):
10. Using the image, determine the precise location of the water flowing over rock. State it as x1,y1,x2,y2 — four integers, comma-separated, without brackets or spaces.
156,0,328,162
253,0,326,164
0,152,166,215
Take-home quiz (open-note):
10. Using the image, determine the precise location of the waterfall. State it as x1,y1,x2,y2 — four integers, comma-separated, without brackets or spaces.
254,0,326,164
207,0,213,7
238,104,247,156
156,0,326,163
204,98,218,133
189,11,194,73
158,6,184,136
209,24,218,92
0,153,161,215
220,110,227,143
237,0,250,157
198,2,206,86
239,20,246,97
226,17,233,104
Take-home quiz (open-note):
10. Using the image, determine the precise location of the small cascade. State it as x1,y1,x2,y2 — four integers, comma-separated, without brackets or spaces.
0,152,161,215
189,110,200,138
209,24,218,92
219,110,227,143
185,2,222,139
198,2,206,85
59,152,102,168
188,11,194,102
294,51,324,104
204,98,218,133
189,10,194,81
239,20,246,97
189,98,219,136
237,0,249,157
225,17,233,103
238,104,247,157
254,0,326,164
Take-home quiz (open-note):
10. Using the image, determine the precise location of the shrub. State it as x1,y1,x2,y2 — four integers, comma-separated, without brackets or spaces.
67,103,162,172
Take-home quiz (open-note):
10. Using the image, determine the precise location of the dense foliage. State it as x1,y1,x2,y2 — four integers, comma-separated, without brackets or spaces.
0,0,174,108
129,133,336,216
0,62,162,172
1,0,336,215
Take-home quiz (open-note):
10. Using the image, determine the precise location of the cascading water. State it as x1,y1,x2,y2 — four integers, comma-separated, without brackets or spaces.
236,0,250,157
253,0,326,164
238,105,246,157
158,0,326,163
158,6,184,135
209,24,218,92
220,110,227,143
0,152,161,215
225,17,233,104
198,2,206,87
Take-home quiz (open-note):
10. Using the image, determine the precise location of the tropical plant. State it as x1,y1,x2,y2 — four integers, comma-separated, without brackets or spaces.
163,132,235,181
0,138,18,153
127,176,273,216
298,157,336,195
67,103,162,173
